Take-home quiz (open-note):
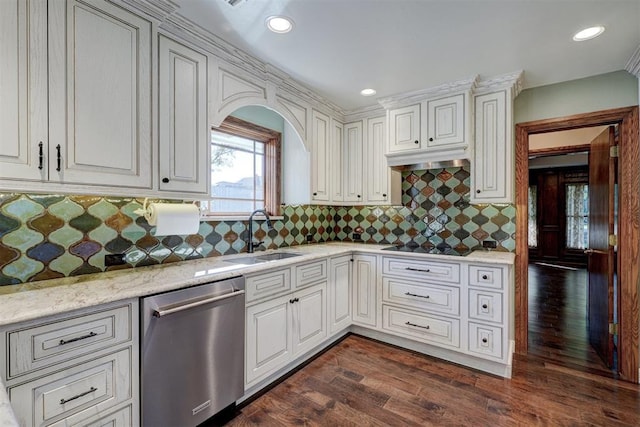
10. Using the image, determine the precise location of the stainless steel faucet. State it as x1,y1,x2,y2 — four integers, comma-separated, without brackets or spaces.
247,209,273,253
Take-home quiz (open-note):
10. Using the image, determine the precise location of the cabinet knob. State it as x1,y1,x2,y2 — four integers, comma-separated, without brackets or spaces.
357,195,361,198
482,304,488,309
482,338,488,343
162,177,170,183
313,192,318,196
382,194,387,198
476,189,481,194
482,275,488,280
429,137,434,142
414,140,419,144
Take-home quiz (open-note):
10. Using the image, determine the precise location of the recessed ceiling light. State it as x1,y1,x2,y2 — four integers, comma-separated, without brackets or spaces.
573,26,605,41
266,16,294,34
360,88,377,96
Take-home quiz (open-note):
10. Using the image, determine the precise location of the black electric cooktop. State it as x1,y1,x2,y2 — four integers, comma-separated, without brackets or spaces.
381,243,473,256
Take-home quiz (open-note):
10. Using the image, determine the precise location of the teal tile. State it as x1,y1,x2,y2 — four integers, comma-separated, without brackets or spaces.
2,227,44,252
2,256,44,282
48,198,85,222
49,253,84,276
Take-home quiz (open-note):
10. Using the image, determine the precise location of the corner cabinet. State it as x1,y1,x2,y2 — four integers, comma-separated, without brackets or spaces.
310,110,331,203
471,90,512,203
158,35,209,196
351,254,378,327
343,122,364,203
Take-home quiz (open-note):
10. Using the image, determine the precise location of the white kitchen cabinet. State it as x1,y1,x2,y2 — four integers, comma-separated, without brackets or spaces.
366,116,401,204
158,34,208,195
351,254,378,327
245,281,327,387
343,121,364,203
48,0,152,188
329,255,352,334
388,104,421,153
0,0,47,182
471,90,512,203
422,93,467,151
1,299,139,427
310,110,331,203
330,119,345,202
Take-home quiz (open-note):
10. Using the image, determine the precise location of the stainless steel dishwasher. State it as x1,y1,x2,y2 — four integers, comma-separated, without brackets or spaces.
141,276,245,427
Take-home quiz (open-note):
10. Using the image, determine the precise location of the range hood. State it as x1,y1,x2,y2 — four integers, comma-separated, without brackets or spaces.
386,149,470,171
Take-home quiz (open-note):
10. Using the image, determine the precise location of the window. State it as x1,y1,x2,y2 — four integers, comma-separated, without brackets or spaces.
566,183,589,249
528,185,537,248
201,116,281,216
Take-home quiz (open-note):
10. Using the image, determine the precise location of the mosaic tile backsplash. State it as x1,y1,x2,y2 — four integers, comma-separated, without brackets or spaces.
0,166,515,285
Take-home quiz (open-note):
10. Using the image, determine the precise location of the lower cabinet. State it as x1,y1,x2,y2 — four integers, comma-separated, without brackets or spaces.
329,255,352,334
0,299,139,427
245,281,327,388
351,254,378,327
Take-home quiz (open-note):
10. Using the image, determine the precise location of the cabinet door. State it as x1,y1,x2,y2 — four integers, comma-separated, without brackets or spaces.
329,255,352,334
352,254,378,327
48,0,152,188
292,282,327,356
424,94,465,150
388,104,420,153
471,90,511,202
366,116,390,203
158,35,208,195
331,119,344,202
0,0,47,181
245,296,292,385
310,110,331,202
343,121,364,203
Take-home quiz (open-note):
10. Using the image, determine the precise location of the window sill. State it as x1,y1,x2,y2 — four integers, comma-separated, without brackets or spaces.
200,215,285,222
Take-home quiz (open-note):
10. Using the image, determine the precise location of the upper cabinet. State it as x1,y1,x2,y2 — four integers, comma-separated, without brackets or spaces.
367,116,400,205
330,119,345,203
422,93,466,150
343,122,364,203
388,104,421,153
311,110,331,203
158,35,209,195
48,0,152,188
0,0,153,193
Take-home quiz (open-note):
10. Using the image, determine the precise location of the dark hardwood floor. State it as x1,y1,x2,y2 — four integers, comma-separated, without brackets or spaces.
223,334,640,426
528,262,615,376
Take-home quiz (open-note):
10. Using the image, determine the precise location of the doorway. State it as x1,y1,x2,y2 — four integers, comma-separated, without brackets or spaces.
526,128,617,374
514,106,639,383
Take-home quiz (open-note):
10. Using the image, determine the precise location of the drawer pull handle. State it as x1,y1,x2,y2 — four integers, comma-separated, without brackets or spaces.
482,304,488,309
56,144,61,172
405,267,431,273
289,297,299,304
482,275,489,280
59,331,97,346
38,142,44,170
482,338,488,344
405,292,430,299
405,321,430,330
60,387,97,405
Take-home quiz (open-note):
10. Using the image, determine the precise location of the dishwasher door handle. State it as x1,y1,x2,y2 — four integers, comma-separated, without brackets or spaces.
153,289,245,318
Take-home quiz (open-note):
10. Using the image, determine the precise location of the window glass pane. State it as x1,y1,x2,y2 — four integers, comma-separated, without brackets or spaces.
211,149,256,200
213,132,255,152
566,184,589,249
528,185,537,248
211,199,256,213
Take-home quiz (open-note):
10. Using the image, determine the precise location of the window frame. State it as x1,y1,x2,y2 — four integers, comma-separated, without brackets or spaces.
206,116,281,217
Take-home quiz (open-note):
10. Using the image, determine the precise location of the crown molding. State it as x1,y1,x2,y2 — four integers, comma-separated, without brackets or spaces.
625,44,640,77
120,0,178,21
378,76,478,109
342,104,386,123
474,70,524,97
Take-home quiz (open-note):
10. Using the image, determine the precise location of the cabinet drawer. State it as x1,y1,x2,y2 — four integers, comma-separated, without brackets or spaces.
9,348,132,427
383,257,460,284
8,305,131,378
246,268,291,303
468,265,504,289
382,277,459,316
469,289,503,323
295,260,327,289
52,404,132,427
382,305,459,348
468,322,504,360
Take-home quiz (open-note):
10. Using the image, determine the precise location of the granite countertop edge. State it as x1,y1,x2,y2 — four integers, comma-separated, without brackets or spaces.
0,243,515,327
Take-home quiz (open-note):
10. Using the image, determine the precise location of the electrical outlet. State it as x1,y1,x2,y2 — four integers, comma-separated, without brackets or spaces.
306,234,313,242
105,253,127,266
482,240,497,249
352,233,361,241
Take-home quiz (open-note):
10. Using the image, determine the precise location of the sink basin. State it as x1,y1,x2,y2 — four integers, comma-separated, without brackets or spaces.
224,252,302,265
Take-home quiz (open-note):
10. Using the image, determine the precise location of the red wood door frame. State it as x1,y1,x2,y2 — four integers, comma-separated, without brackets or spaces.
515,106,639,383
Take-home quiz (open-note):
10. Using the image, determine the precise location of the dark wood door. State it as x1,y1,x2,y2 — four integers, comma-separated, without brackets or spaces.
587,126,615,367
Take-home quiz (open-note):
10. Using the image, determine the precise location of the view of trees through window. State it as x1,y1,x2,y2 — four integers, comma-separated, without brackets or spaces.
566,183,589,249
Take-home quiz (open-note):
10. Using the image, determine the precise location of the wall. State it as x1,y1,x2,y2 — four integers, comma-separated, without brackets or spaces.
230,105,285,133
0,166,515,285
515,70,638,123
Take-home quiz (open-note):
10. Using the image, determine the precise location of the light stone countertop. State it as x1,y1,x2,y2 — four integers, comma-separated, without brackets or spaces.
0,242,515,327
0,242,513,425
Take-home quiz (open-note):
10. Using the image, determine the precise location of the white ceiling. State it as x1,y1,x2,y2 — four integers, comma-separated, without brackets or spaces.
174,0,640,110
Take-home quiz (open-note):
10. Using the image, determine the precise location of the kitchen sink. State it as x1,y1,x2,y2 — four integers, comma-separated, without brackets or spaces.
224,252,303,265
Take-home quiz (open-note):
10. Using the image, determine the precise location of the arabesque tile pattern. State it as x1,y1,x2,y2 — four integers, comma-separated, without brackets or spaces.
0,166,514,285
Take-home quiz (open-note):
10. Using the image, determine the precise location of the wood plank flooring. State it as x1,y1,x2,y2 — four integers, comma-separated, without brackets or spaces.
528,262,615,376
221,335,640,426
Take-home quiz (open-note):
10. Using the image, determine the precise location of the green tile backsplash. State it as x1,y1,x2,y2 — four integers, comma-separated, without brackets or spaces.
0,166,515,285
